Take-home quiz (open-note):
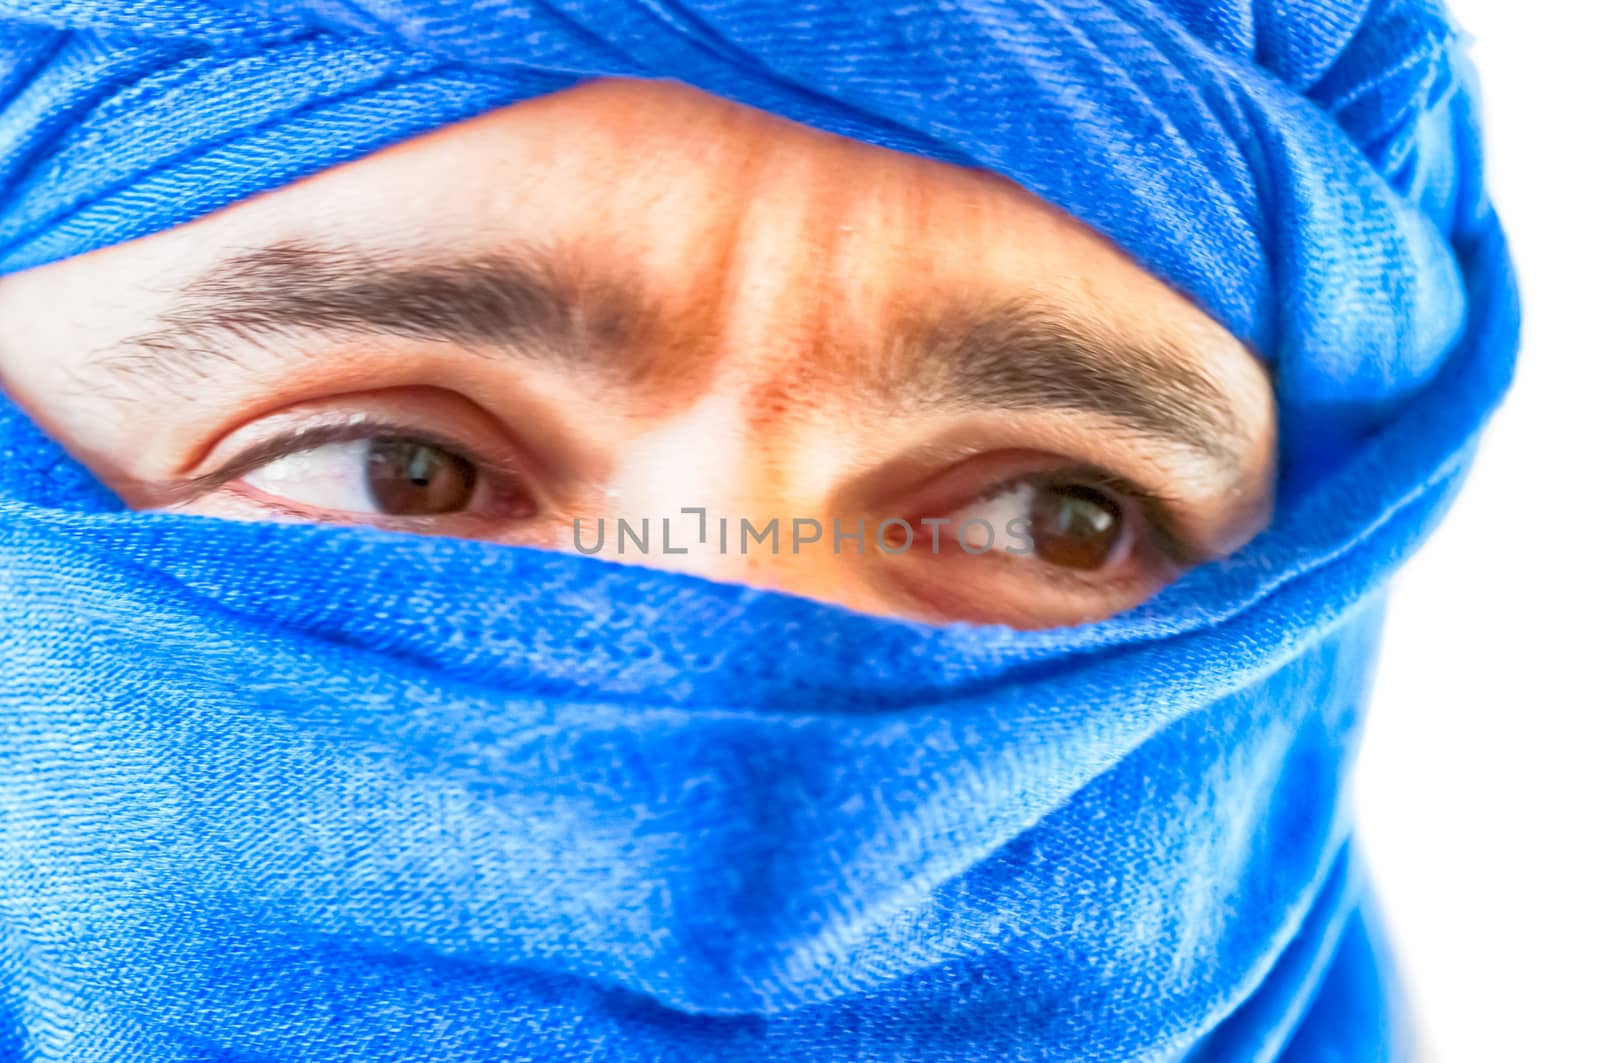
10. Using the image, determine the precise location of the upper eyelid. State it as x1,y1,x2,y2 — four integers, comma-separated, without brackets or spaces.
972,464,1177,507
177,415,1213,569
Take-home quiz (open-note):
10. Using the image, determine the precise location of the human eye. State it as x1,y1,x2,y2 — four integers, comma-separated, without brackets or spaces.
873,451,1221,626
174,390,543,530
945,472,1137,570
234,429,504,517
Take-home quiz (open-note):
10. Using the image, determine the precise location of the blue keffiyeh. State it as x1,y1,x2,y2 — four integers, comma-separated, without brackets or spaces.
0,2,1518,1060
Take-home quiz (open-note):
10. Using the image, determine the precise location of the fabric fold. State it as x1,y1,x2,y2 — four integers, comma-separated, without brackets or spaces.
0,1,1518,1059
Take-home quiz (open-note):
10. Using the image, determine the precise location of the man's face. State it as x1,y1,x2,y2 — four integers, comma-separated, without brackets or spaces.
0,78,1274,628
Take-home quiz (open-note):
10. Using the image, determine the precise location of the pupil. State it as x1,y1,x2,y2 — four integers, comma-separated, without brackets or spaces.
1029,483,1122,569
364,437,478,516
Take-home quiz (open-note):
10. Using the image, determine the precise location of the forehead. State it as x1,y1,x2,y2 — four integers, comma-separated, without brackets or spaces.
6,77,1260,448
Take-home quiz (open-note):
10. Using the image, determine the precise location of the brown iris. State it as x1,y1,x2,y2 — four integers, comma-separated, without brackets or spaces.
1030,483,1123,569
364,437,478,515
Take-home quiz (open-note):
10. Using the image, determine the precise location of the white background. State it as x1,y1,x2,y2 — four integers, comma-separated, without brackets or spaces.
1355,2,1599,1058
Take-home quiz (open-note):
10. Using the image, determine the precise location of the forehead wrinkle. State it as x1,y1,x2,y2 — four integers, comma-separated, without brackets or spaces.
668,147,856,436
627,203,762,418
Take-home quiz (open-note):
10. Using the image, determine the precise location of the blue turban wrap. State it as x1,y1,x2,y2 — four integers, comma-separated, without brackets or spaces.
0,1,1518,1060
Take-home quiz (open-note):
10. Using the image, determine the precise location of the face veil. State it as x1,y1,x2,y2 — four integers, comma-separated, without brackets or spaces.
0,2,1518,1061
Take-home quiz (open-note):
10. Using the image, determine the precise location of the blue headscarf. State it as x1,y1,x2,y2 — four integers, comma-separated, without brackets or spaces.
0,2,1517,1060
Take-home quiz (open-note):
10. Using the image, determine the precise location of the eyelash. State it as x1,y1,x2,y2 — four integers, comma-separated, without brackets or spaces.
183,417,1209,578
186,420,530,515
902,452,1203,574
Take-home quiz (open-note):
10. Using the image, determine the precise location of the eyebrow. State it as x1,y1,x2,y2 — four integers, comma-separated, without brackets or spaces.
887,297,1246,466
107,239,643,381
105,240,1248,470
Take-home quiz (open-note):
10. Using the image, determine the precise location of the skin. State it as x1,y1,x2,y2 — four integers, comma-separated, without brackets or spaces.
0,77,1275,628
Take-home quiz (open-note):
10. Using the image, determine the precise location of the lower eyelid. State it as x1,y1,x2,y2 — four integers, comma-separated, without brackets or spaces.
904,535,1144,586
872,550,1155,626
217,479,520,538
